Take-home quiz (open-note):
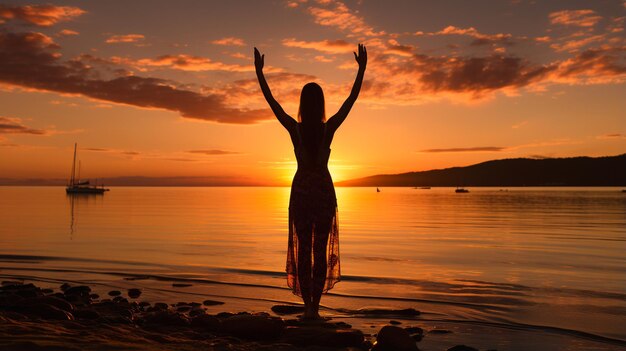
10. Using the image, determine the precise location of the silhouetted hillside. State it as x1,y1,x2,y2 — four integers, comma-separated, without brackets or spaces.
336,154,626,187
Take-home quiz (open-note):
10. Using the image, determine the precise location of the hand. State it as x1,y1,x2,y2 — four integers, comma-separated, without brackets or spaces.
254,47,264,71
353,43,367,70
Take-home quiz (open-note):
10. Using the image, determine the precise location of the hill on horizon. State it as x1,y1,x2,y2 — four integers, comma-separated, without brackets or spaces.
336,154,626,187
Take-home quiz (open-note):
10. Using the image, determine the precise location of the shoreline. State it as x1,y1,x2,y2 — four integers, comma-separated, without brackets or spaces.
2,280,625,351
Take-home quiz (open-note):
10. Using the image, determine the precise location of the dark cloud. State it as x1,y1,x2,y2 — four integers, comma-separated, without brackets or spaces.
188,149,241,155
0,4,85,27
84,147,110,152
556,47,626,80
421,146,506,153
0,32,271,124
417,54,556,94
597,133,625,139
367,43,624,102
0,116,46,135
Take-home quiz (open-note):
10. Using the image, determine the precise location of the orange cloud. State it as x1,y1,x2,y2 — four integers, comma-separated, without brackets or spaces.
314,55,333,62
282,38,353,53
550,34,606,52
211,37,246,46
357,43,626,106
554,47,626,84
0,31,271,124
286,0,307,8
384,42,414,57
113,54,254,72
58,29,79,36
0,4,84,26
206,72,319,108
549,9,602,27
429,25,514,46
306,0,384,37
105,34,145,44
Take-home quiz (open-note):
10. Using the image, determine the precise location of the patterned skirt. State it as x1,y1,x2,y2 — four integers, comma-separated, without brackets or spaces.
286,168,340,296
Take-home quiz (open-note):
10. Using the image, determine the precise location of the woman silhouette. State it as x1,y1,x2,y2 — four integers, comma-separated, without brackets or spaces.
255,44,367,319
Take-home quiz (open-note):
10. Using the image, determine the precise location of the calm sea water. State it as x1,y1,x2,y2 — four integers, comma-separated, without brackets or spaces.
1,186,625,348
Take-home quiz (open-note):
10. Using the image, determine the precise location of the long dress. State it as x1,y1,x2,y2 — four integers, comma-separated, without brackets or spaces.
286,122,340,296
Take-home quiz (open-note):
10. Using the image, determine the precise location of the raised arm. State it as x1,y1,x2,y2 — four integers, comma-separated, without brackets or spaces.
327,44,367,134
254,47,297,133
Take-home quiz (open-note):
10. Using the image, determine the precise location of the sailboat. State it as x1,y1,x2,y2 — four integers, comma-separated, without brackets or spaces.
66,143,109,194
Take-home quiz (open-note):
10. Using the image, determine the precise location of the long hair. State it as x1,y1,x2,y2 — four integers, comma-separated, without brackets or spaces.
298,82,326,124
297,83,326,160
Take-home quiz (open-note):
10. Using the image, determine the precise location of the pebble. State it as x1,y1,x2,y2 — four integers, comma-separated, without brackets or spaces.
191,314,221,331
143,310,190,327
172,283,192,287
1,281,23,286
154,302,168,310
74,309,100,320
221,314,285,340
358,308,420,316
373,325,418,351
271,304,305,315
128,288,141,299
64,285,91,296
283,326,364,348
25,303,75,321
28,296,74,312
448,346,479,351
429,328,453,334
189,308,205,317
404,327,424,335
390,320,402,325
203,299,225,306
176,306,191,313
108,290,121,297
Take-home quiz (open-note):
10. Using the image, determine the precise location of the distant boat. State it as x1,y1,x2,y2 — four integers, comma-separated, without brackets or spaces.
66,143,109,194
455,187,469,193
420,186,431,189
376,187,381,192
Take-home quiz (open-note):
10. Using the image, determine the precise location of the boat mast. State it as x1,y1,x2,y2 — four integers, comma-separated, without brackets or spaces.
69,143,77,186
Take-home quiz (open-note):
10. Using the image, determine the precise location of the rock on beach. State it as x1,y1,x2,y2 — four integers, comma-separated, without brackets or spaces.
373,325,418,351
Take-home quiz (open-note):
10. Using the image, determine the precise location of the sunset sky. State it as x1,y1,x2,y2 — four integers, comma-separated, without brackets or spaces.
0,0,624,185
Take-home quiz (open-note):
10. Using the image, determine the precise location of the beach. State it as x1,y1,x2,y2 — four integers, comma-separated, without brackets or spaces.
1,186,625,350
2,279,623,351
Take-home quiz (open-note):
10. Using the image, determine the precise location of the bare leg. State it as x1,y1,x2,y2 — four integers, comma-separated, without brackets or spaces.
311,216,332,318
295,219,313,318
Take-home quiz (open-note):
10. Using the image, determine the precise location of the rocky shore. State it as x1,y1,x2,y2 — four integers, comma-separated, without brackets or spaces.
0,281,488,351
